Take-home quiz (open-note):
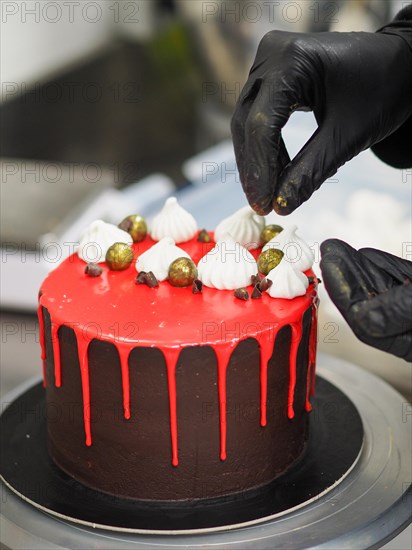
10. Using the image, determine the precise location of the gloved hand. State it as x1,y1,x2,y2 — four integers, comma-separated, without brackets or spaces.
231,24,412,215
320,239,412,361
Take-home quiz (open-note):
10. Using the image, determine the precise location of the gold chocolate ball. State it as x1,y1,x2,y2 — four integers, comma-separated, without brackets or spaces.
257,248,284,275
106,242,134,270
118,215,147,243
168,257,197,287
260,224,283,245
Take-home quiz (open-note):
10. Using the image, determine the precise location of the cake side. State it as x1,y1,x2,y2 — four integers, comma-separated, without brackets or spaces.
42,304,314,501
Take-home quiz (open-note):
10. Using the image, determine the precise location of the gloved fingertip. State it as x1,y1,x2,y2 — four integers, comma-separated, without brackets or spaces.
272,177,302,215
242,160,275,216
320,239,345,257
272,194,296,215
320,239,357,261
275,164,322,215
320,239,358,265
249,201,273,216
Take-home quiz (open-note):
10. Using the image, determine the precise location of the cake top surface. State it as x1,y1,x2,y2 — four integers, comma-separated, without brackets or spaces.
39,199,317,349
40,233,316,348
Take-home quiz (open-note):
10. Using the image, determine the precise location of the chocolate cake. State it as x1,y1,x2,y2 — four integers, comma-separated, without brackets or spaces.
38,201,318,501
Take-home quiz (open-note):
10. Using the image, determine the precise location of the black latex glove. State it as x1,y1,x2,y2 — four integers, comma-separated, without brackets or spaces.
320,239,412,361
231,12,412,215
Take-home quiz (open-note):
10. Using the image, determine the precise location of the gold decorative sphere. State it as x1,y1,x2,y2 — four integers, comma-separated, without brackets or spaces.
105,242,134,270
118,215,147,243
260,224,283,245
257,248,284,275
168,257,197,287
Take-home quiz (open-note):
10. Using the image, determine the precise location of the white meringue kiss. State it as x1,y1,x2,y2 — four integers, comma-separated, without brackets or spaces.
135,237,191,281
214,205,265,250
77,219,133,263
265,260,309,299
197,233,257,290
263,225,314,271
150,197,198,243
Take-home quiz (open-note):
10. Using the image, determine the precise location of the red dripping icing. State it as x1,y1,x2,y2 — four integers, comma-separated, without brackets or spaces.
288,323,303,419
214,344,236,461
75,331,92,446
306,303,318,411
310,301,319,397
258,329,277,427
162,347,180,467
51,322,61,387
37,305,46,387
117,344,131,420
305,363,313,413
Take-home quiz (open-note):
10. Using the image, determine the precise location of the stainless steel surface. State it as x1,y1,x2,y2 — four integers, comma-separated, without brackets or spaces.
1,354,411,549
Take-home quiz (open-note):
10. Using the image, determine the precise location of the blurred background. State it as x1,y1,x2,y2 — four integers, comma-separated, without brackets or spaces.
1,0,411,400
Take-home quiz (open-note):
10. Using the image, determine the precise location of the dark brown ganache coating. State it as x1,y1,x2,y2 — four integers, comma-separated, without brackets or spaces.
44,306,313,501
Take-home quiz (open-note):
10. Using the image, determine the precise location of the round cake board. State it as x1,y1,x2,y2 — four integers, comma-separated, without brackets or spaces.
0,375,363,533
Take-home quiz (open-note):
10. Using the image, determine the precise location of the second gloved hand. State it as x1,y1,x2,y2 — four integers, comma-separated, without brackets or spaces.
231,25,412,215
320,239,412,361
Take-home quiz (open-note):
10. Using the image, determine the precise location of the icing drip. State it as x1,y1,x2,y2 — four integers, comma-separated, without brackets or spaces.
214,345,236,461
162,347,180,467
288,323,303,419
51,323,61,388
75,331,92,446
305,363,314,413
117,344,131,420
258,330,276,427
306,301,319,411
37,305,46,387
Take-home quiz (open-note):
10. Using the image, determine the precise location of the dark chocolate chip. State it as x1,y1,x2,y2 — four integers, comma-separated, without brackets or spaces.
118,218,133,232
251,285,262,299
197,229,212,243
85,263,102,277
259,278,273,292
251,273,263,286
234,288,249,301
192,279,203,294
145,271,159,288
307,275,321,285
135,271,159,288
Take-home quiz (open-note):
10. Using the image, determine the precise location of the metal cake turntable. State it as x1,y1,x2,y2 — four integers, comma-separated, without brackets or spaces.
1,354,411,549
